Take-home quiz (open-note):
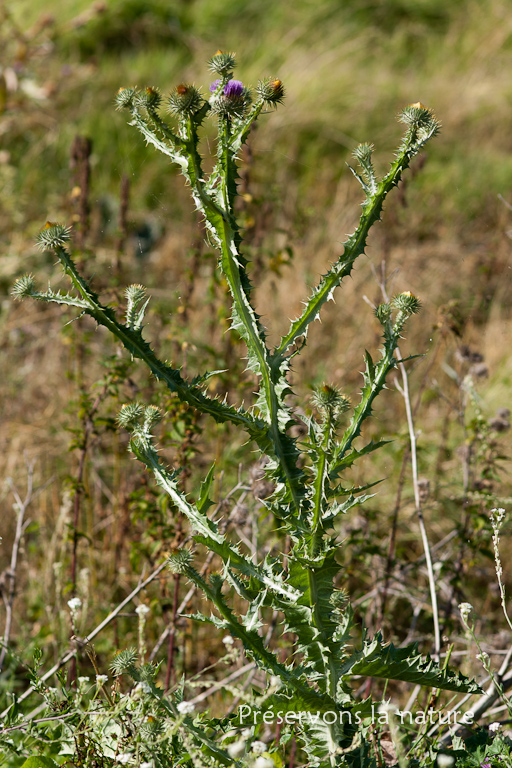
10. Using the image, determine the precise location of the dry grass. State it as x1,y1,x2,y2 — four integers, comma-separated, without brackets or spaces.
2,0,512,704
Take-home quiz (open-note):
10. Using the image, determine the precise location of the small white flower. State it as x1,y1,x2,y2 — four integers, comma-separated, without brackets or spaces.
254,758,273,768
140,763,152,768
177,700,195,715
458,602,473,622
437,755,454,768
96,675,109,686
227,740,246,759
489,721,501,733
77,676,90,693
490,508,506,530
67,597,82,613
116,754,133,765
477,652,490,665
252,741,267,755
222,635,234,646
241,728,253,739
132,681,152,699
135,604,151,616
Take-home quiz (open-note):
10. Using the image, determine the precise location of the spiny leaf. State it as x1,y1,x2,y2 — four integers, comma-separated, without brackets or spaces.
340,635,482,693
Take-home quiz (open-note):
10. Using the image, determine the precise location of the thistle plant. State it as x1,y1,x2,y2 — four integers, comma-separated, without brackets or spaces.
10,55,482,766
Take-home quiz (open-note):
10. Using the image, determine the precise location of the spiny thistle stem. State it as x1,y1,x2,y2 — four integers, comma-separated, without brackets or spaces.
12,58,482,766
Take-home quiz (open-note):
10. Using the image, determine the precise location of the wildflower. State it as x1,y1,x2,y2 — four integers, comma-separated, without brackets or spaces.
254,758,274,768
209,79,251,116
77,676,90,693
67,597,82,613
96,674,108,687
223,79,244,99
252,741,267,755
437,756,455,768
458,602,473,624
177,700,195,715
489,721,501,733
116,754,133,765
67,597,82,624
135,604,150,616
209,79,245,99
222,635,234,647
227,740,246,759
477,651,490,666
140,764,152,768
491,508,506,529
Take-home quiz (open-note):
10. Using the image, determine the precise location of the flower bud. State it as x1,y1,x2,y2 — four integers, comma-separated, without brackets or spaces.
115,87,137,110
208,50,236,76
167,550,193,574
391,291,421,316
257,77,285,105
143,405,162,430
312,385,350,416
118,403,145,430
36,222,71,251
374,303,392,325
12,274,36,300
167,84,203,116
134,86,162,110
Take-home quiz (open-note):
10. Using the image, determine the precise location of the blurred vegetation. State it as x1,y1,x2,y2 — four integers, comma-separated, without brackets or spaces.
1,0,512,719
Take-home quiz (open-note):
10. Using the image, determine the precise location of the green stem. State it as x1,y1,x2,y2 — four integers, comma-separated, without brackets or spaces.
275,139,422,360
330,342,398,476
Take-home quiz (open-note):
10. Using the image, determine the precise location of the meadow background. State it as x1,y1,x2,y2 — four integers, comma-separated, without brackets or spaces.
2,0,512,719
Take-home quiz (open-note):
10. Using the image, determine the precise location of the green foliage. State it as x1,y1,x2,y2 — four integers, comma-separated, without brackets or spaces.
7,54,484,768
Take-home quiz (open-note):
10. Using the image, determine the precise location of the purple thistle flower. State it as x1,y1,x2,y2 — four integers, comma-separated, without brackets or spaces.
223,79,244,98
209,79,221,93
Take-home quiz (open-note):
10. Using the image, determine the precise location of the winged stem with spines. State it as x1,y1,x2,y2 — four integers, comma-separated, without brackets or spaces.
13,58,480,765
